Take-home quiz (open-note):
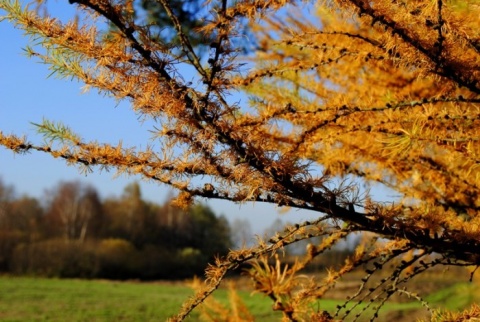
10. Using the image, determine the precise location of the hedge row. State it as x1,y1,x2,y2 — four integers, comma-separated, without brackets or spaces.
11,238,208,280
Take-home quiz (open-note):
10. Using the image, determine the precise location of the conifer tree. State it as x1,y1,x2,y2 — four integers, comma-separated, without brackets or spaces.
1,0,480,320
137,0,210,48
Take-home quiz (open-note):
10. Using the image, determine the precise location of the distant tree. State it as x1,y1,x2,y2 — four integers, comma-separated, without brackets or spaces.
2,0,480,321
137,0,209,48
156,191,188,229
120,182,150,244
153,195,192,248
0,179,19,270
185,204,232,258
0,180,44,271
102,181,167,247
45,181,103,241
230,218,253,248
9,196,44,240
0,178,15,230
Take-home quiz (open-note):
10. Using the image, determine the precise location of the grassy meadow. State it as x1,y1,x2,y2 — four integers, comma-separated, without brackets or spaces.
0,273,478,321
0,276,282,321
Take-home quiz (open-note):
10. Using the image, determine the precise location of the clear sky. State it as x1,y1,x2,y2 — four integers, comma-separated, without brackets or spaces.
0,3,325,234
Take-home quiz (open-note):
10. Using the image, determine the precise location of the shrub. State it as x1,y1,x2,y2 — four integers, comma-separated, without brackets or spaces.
11,239,97,278
95,238,138,279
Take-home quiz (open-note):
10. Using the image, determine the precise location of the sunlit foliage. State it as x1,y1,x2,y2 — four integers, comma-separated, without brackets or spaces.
1,0,480,320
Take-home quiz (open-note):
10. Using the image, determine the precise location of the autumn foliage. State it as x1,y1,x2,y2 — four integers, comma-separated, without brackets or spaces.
1,0,480,321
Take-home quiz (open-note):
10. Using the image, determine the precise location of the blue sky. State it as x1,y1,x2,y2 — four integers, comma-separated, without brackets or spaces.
0,3,325,234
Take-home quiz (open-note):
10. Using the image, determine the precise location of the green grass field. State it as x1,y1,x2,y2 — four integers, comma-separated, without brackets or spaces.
0,276,282,321
0,276,478,321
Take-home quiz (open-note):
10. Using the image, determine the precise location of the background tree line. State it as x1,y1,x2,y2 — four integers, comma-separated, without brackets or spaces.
0,178,233,279
0,177,353,280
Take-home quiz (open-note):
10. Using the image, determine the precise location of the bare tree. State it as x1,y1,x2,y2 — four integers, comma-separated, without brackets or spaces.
45,181,102,241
